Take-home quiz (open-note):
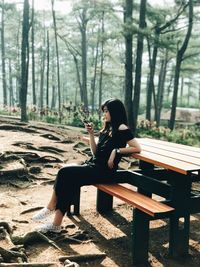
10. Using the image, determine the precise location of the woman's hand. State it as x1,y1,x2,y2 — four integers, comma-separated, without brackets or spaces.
107,149,116,169
85,122,94,135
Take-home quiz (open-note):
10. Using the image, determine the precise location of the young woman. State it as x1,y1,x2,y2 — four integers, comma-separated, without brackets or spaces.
32,99,141,233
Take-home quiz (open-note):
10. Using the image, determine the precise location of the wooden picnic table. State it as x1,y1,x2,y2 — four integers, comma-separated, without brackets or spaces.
81,135,200,263
131,138,200,262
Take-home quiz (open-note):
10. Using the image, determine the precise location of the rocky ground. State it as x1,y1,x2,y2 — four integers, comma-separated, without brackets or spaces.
0,116,200,267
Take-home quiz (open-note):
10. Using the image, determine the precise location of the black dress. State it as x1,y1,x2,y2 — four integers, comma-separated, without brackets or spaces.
54,129,134,214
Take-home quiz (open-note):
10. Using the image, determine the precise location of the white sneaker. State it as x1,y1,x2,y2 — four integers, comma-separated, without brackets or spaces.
32,207,54,222
35,222,61,233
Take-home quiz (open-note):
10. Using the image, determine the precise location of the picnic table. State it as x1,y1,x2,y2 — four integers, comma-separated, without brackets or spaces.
131,138,200,262
79,136,200,264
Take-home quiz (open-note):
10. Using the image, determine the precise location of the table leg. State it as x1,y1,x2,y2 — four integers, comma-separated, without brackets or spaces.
96,189,113,213
168,175,191,257
132,208,150,264
169,214,190,257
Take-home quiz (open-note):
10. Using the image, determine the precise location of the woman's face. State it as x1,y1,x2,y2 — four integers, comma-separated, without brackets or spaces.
103,106,111,122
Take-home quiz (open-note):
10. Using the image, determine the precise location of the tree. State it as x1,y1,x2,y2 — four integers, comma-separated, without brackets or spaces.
169,0,193,130
155,49,169,125
132,0,147,135
51,0,61,122
146,2,188,122
46,29,50,108
98,11,105,119
20,0,30,122
1,0,7,106
31,0,36,106
124,0,133,129
74,4,89,108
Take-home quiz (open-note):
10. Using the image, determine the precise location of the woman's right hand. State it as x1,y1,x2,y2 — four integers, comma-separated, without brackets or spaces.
85,122,94,135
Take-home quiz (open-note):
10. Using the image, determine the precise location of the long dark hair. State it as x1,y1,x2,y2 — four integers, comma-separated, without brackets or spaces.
101,99,128,134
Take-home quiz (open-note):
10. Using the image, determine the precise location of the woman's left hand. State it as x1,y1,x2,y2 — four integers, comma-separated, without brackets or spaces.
107,149,116,169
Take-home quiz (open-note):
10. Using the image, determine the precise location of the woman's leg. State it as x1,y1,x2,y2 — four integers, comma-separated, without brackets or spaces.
53,209,64,226
34,164,115,232
47,190,57,211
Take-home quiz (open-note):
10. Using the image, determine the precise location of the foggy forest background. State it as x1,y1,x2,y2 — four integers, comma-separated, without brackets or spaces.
0,0,200,144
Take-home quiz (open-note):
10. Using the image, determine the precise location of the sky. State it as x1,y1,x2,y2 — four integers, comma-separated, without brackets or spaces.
5,0,175,12
5,0,72,13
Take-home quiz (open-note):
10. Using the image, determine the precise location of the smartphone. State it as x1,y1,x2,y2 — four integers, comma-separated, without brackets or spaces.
83,119,90,125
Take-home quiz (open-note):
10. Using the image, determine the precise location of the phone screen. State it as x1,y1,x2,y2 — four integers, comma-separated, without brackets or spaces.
83,119,89,124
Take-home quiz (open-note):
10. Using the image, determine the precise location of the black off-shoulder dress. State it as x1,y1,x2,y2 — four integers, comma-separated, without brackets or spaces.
54,129,134,214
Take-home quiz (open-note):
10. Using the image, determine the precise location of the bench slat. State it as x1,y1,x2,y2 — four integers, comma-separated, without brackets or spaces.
141,138,200,153
95,184,174,217
139,139,200,159
82,136,200,174
134,151,200,174
140,144,200,166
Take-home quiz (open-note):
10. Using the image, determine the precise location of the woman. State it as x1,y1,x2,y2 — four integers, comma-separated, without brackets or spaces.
32,99,141,233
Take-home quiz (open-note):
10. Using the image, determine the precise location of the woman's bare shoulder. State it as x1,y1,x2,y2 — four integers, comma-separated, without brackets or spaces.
118,124,128,130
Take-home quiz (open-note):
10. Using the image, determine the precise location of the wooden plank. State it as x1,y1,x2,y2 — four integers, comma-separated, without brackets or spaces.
95,184,174,217
134,151,200,174
140,138,200,153
140,144,200,166
138,139,200,159
82,135,200,174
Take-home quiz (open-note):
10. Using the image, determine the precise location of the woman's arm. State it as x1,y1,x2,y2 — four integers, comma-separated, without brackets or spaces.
117,138,141,154
107,138,141,169
115,124,141,154
85,123,97,155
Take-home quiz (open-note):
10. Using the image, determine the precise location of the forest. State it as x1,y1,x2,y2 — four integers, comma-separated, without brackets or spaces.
0,0,200,138
1,2,200,266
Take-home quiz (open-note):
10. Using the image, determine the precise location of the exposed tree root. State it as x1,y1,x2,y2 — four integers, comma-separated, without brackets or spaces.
0,222,13,235
0,246,28,263
59,253,106,262
40,133,61,141
20,207,44,215
0,125,38,133
0,263,60,267
13,142,65,155
12,231,63,252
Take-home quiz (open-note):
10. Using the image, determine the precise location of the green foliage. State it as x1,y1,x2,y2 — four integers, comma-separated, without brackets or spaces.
68,109,102,130
162,101,172,108
137,120,200,147
44,116,59,124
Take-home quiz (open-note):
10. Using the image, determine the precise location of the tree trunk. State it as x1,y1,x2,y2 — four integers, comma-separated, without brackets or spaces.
169,0,193,130
39,37,46,111
46,30,50,108
91,29,100,115
20,0,30,122
98,11,105,119
31,0,36,106
15,15,21,106
132,0,147,135
79,9,88,109
73,55,83,102
1,0,7,106
51,0,61,122
155,50,168,126
8,58,14,108
180,76,184,106
124,0,133,129
51,58,56,109
146,40,157,121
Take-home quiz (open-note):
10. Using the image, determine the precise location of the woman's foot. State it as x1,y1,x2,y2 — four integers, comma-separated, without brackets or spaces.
35,222,61,233
32,207,54,222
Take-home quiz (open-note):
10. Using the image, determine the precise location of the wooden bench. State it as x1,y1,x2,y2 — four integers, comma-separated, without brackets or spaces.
68,136,174,219
73,135,200,263
66,136,175,264
95,183,174,218
73,136,174,218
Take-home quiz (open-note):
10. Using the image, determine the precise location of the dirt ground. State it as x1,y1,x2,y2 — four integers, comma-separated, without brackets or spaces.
0,116,200,267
